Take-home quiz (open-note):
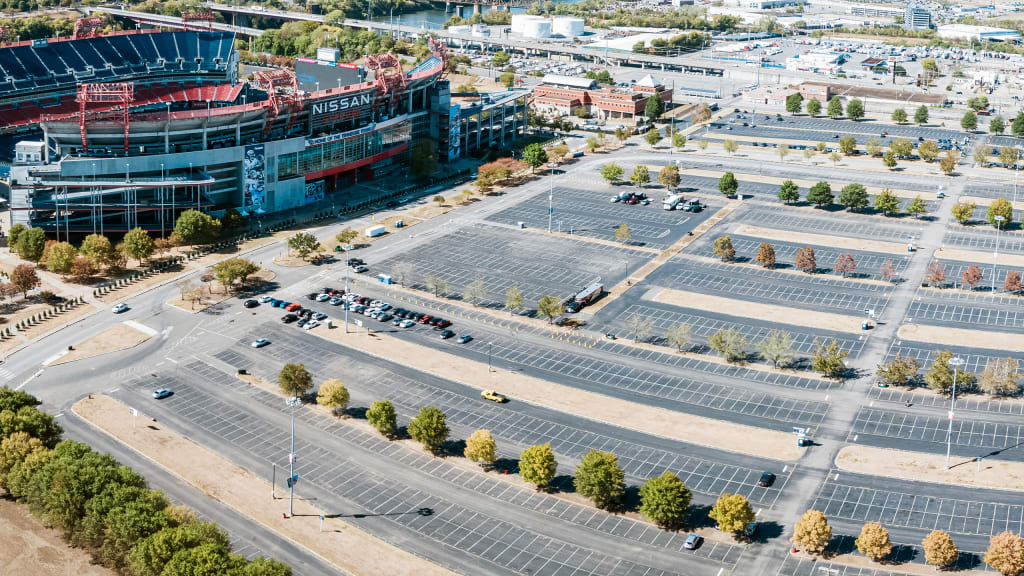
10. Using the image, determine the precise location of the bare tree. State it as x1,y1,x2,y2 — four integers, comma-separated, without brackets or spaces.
626,314,654,343
665,323,692,352
757,330,796,368
463,279,488,306
392,262,414,286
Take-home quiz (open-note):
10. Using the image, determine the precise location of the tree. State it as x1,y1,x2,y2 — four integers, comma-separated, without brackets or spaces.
335,228,358,246
722,139,738,155
873,188,899,215
876,354,919,387
792,510,832,555
834,253,856,278
574,450,625,510
961,110,978,131
827,96,843,118
0,432,44,487
988,198,1014,227
718,172,738,197
855,522,893,562
615,223,632,245
709,328,747,363
462,279,488,307
410,141,438,178
754,242,776,269
45,242,77,276
672,131,686,149
905,195,928,218
690,102,712,124
991,115,1006,134
838,184,868,211
709,493,755,534
638,471,691,529
891,108,907,123
498,71,515,88
464,429,497,470
712,236,735,262
71,257,96,282
883,151,898,170
795,247,816,273
600,162,624,184
366,400,397,439
15,227,46,262
803,148,815,162
939,151,957,175
865,137,883,157
914,104,929,125
811,339,849,378
977,146,993,166
277,363,312,398
846,98,864,120
919,529,958,569
778,180,799,204
1000,146,1018,168
505,285,523,315
805,98,821,116
1013,112,1024,137
698,139,708,151
879,259,895,282
806,181,833,207
522,143,548,173
1005,270,1022,294
837,137,856,156
666,323,692,352
174,210,219,246
80,234,115,269
630,165,650,188
961,264,983,289
537,295,564,324
987,531,1024,576
777,143,790,161
423,274,450,297
953,201,975,225
918,140,939,162
212,258,260,291
519,443,557,491
829,152,842,166
925,350,975,395
407,406,449,453
926,261,947,286
658,165,680,191
287,232,321,260
757,330,795,368
644,127,660,146
7,224,26,253
625,313,653,342
644,95,663,120
780,92,801,115
126,521,232,576
491,50,510,67
316,379,349,417
10,264,39,298
978,357,1020,396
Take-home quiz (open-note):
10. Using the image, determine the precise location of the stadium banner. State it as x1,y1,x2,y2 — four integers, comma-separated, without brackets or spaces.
304,180,325,205
243,144,266,208
448,104,461,161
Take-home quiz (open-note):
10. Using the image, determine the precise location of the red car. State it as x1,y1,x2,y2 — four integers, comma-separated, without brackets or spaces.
419,314,434,324
435,319,452,328
284,303,301,312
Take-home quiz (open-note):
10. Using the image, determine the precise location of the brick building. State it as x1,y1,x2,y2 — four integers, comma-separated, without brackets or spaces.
533,74,673,121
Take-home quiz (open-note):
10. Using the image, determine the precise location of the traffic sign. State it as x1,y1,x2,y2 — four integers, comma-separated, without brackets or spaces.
129,407,138,416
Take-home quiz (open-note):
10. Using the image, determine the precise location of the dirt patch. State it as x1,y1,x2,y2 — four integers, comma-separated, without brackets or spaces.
73,395,457,576
734,225,908,255
0,303,97,357
653,288,862,334
936,247,1024,269
308,323,803,461
898,324,1024,354
0,496,114,576
837,445,1024,492
167,270,276,313
691,255,893,287
50,322,153,366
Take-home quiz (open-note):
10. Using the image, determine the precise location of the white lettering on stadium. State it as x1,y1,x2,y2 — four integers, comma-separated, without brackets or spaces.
312,94,373,115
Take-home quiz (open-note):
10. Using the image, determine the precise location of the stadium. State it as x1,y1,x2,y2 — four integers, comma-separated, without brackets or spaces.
0,16,529,237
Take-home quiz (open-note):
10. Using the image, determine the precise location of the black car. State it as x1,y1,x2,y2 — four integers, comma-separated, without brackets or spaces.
565,301,581,313
439,329,455,339
394,308,407,318
281,314,299,323
378,313,394,322
758,472,776,487
307,293,319,300
243,299,259,308
346,258,365,266
301,310,313,318
297,318,308,328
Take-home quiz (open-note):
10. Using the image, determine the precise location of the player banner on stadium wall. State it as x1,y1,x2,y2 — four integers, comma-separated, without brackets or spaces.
304,180,324,205
243,144,266,208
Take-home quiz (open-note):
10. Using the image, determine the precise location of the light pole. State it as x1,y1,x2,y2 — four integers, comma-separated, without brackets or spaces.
993,215,1005,292
488,342,493,372
945,356,965,470
344,245,350,333
286,396,302,517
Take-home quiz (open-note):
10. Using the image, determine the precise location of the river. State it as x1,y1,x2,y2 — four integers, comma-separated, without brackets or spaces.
381,1,579,32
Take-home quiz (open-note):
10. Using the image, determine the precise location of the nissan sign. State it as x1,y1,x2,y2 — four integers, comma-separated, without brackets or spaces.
312,94,373,116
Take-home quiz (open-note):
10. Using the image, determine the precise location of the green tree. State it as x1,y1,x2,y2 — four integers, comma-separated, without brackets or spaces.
873,188,899,215
806,181,833,206
665,323,692,352
891,139,914,156
846,98,864,120
925,349,975,394
891,108,907,123
498,71,515,88
7,224,26,252
638,471,691,529
10,264,40,299
865,137,883,156
574,450,625,510
1013,112,1024,137
915,105,929,125
883,151,898,169
630,165,650,187
519,443,557,491
785,92,803,114
615,223,632,244
757,330,795,368
537,295,565,324
826,96,843,118
45,242,77,276
658,165,680,190
79,234,115,269
792,509,832,555
522,143,548,173
672,131,686,149
806,98,821,116
491,50,510,67
644,95,663,120
939,151,957,175
905,195,928,218
778,180,800,204
219,207,246,233
287,232,321,260
987,198,1014,227
811,339,849,378
1000,146,1018,167
718,172,738,197
838,136,856,155
708,328,747,363
986,531,1024,576
876,353,920,387
366,400,397,439
335,228,358,246
505,285,523,315
600,162,624,184
990,115,1005,134
712,235,735,262
15,227,46,262
410,141,438,178
838,184,868,211
126,521,231,576
856,522,893,563
709,493,755,534
644,127,660,146
160,543,245,576
464,429,497,470
961,110,978,131
918,140,939,161
0,432,44,488
407,406,449,454
316,379,349,417
212,258,260,291
278,363,312,398
953,201,975,225
723,139,738,155
174,210,220,246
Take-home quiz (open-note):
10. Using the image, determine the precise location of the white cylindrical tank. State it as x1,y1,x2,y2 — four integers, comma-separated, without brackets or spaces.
448,25,471,34
471,24,490,37
523,18,551,39
551,16,584,37
511,14,534,35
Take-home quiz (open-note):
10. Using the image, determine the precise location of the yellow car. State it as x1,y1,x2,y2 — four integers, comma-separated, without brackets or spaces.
481,390,508,403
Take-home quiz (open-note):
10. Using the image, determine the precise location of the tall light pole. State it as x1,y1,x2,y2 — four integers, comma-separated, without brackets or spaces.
547,162,557,233
993,215,1006,292
488,342,493,372
945,356,965,470
285,396,302,517
343,245,351,333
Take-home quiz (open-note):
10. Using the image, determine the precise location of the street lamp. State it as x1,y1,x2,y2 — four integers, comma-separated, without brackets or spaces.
488,342,493,372
993,215,1006,292
343,245,350,333
945,356,965,470
285,396,302,517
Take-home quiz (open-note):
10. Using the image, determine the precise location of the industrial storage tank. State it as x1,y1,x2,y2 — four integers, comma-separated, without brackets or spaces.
448,24,472,34
510,14,535,35
551,16,584,37
471,24,490,37
522,17,551,39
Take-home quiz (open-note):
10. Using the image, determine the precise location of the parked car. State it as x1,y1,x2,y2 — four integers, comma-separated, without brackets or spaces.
244,299,259,308
351,265,368,273
400,319,415,328
284,303,301,312
419,314,434,324
304,320,320,330
439,329,455,339
281,314,299,323
457,334,473,344
758,472,776,487
330,297,344,305
313,312,327,321
296,318,308,328
436,319,452,329
316,294,331,302
258,296,273,303
152,389,173,399
378,313,394,322
684,534,702,550
481,389,507,402
251,338,270,348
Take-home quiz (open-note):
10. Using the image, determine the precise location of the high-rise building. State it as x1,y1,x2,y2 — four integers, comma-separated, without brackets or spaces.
904,3,931,31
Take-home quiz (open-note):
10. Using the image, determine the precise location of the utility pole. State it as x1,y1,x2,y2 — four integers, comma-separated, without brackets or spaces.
945,357,965,470
286,396,302,516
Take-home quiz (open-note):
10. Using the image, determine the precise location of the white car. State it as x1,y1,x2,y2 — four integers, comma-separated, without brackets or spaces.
258,296,273,303
351,265,368,273
251,338,270,348
111,303,128,314
316,293,331,302
303,320,320,330
400,319,415,328
370,300,383,308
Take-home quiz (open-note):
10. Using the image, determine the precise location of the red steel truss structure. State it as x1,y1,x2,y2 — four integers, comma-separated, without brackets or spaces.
76,82,134,155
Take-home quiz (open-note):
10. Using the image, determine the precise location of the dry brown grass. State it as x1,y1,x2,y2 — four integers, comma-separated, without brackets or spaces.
0,496,113,576
50,322,152,366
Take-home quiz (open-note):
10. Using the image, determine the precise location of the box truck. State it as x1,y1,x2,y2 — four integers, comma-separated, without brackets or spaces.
364,225,387,238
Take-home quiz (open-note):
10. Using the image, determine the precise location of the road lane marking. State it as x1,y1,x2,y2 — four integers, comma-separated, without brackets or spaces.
16,369,44,390
165,357,178,364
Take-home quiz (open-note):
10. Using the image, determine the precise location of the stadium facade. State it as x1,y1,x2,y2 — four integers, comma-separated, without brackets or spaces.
0,24,528,237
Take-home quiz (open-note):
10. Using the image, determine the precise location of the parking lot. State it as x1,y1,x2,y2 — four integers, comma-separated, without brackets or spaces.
711,112,966,142
884,341,1005,376
742,208,925,242
851,407,1024,457
907,297,1024,333
944,229,1024,254
715,235,907,282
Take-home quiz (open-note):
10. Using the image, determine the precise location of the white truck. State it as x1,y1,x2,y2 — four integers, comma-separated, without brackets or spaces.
364,225,387,238
663,194,681,211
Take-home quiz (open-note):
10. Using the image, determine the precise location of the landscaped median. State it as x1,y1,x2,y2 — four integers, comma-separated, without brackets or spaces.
897,324,1024,354
733,225,909,255
72,395,458,576
836,444,1024,492
48,321,154,366
308,323,805,462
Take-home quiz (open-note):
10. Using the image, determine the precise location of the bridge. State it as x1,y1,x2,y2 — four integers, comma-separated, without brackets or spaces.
83,6,264,36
